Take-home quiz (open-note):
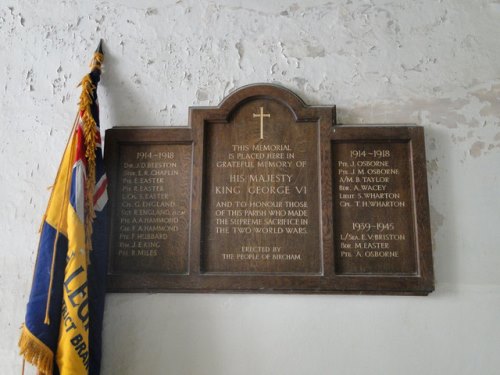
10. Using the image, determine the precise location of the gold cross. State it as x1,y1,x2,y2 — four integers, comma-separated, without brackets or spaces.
253,107,271,140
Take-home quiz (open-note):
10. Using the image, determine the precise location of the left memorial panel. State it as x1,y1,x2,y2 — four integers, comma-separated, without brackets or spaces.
105,128,193,276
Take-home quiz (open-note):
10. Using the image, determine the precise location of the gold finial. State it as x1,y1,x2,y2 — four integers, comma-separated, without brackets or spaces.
90,39,104,71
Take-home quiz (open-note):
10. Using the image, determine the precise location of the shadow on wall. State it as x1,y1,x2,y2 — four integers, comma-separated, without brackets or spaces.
99,46,159,128
424,125,457,292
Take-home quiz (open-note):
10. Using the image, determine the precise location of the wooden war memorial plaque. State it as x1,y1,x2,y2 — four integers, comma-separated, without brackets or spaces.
105,84,434,295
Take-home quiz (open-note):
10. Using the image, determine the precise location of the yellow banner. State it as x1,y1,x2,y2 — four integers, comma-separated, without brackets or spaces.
55,144,90,374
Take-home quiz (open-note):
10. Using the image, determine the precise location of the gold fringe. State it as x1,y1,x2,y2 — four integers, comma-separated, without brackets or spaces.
18,325,53,375
90,51,103,71
78,50,103,263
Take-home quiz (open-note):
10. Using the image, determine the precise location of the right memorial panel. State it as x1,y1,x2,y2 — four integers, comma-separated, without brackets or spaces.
331,126,433,291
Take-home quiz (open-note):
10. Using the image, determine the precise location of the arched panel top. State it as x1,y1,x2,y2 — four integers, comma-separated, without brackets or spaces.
189,83,335,124
218,84,306,120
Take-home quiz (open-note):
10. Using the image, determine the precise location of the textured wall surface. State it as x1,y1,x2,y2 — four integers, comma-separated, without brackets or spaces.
1,0,499,374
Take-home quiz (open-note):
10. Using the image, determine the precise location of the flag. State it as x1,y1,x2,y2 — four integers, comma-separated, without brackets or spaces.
19,41,108,375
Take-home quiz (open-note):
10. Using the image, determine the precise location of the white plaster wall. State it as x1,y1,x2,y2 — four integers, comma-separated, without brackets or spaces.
1,0,499,374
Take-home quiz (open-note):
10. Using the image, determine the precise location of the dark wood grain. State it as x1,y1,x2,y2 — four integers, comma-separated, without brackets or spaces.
105,128,193,275
104,85,434,295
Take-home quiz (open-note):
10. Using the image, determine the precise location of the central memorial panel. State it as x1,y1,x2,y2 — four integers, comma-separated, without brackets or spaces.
201,99,321,274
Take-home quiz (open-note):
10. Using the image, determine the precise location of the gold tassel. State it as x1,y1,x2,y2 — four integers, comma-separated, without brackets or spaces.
78,50,103,263
90,51,103,71
18,325,53,375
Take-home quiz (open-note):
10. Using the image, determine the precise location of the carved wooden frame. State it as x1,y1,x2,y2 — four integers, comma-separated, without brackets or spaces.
105,84,434,295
